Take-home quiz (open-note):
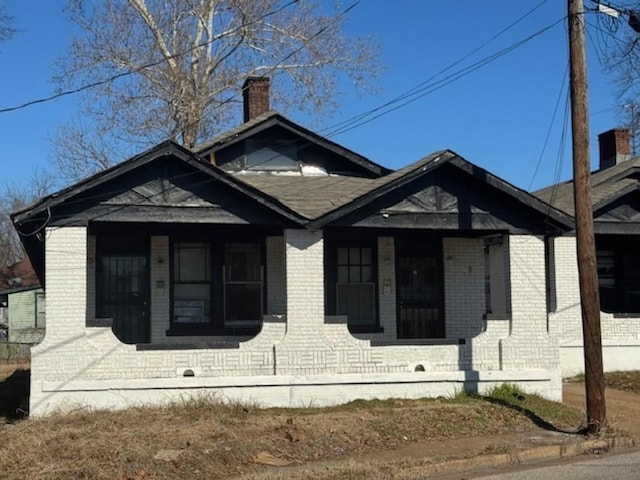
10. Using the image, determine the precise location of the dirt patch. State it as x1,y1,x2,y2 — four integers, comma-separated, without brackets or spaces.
563,382,640,435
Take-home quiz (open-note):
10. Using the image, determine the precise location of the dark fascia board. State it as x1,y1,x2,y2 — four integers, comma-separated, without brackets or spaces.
309,150,575,231
593,182,639,216
196,113,391,177
307,150,452,229
11,140,308,227
446,155,574,230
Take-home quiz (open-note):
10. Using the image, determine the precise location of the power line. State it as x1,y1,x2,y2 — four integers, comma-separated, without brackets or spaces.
322,0,550,136
0,0,301,115
324,17,566,139
528,63,570,191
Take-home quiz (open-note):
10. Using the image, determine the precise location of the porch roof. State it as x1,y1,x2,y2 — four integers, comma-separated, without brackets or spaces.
534,157,640,217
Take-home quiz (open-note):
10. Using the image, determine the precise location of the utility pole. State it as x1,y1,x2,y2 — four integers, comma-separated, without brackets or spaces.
567,0,606,434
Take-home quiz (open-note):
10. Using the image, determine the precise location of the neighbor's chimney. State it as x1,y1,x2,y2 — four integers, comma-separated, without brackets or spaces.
243,76,270,123
598,128,631,170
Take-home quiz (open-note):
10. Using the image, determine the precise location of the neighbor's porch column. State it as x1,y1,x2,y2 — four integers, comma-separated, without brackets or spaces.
44,226,88,339
284,229,324,336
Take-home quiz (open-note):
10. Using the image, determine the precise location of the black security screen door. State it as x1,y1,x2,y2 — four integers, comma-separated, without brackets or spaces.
397,251,444,339
97,254,149,344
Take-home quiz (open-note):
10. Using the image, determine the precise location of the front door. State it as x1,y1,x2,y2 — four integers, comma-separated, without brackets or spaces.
97,254,149,344
397,250,444,338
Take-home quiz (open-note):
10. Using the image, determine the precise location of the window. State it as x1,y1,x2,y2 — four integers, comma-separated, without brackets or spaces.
597,245,640,313
224,243,262,325
173,243,211,323
171,240,263,330
35,292,46,328
335,246,376,327
245,140,298,171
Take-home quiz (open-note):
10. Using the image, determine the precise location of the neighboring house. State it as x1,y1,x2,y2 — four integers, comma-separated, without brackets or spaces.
13,77,573,415
0,258,44,344
536,128,640,376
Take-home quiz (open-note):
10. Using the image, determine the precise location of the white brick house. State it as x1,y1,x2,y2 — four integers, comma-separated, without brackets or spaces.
13,79,574,415
537,128,640,376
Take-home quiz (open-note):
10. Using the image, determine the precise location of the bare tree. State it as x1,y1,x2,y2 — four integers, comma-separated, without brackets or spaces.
0,1,15,43
0,170,55,269
53,0,380,181
596,3,640,151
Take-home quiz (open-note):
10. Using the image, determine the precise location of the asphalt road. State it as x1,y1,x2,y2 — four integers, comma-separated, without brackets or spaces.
467,449,640,479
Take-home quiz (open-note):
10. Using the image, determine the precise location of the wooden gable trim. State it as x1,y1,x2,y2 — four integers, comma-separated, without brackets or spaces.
311,151,573,233
198,114,389,177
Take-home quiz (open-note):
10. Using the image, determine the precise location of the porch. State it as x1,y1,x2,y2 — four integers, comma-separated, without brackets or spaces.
29,224,561,414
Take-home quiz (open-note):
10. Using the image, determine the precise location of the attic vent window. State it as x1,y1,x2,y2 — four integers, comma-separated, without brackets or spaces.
245,141,298,171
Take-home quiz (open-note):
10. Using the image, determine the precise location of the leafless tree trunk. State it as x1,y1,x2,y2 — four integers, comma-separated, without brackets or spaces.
53,0,380,182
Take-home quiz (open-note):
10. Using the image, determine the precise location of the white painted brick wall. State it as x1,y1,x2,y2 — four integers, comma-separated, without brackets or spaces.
30,226,562,414
443,237,485,338
377,236,397,340
549,236,640,375
42,226,88,339
499,235,558,370
150,236,170,343
283,229,324,336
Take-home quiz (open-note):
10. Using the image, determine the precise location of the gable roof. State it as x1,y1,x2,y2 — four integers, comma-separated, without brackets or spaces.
231,150,573,231
308,150,574,230
11,140,308,228
194,111,391,177
534,157,640,216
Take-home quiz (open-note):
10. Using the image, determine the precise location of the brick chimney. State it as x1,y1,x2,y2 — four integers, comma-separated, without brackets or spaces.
598,128,631,170
242,76,270,123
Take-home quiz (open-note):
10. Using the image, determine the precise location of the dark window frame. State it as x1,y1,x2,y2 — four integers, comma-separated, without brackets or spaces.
597,236,640,314
325,238,380,333
168,236,266,335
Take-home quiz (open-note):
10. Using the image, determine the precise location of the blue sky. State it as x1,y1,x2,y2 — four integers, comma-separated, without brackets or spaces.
0,1,631,193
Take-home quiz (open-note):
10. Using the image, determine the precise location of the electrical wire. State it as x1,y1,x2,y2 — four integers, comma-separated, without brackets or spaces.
0,0,301,115
528,63,569,191
324,17,566,139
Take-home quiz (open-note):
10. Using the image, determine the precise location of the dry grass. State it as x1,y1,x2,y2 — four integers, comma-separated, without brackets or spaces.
567,370,640,394
602,371,640,394
0,386,586,480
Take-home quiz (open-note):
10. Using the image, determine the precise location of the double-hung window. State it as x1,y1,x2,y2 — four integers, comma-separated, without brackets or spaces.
335,246,376,329
171,240,263,331
224,243,263,326
173,242,211,324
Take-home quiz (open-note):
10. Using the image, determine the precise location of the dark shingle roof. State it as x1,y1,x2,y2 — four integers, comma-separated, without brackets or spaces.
234,151,450,220
534,157,640,215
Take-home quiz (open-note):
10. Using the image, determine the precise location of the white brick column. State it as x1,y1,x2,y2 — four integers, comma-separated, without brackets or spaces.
284,229,324,336
499,235,559,372
377,236,396,340
150,236,170,343
508,235,547,334
443,237,485,338
44,226,88,339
